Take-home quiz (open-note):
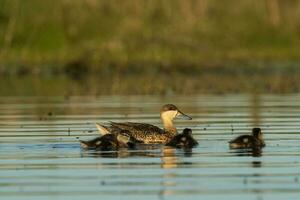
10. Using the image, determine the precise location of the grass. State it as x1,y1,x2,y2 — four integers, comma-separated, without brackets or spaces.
1,68,299,96
1,1,300,95
0,1,300,70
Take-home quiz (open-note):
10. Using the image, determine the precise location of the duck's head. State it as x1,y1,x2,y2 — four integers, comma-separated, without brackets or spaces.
160,104,192,121
252,128,263,140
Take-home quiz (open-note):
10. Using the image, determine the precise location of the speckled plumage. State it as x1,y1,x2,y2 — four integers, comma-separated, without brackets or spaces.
96,104,192,144
107,122,175,144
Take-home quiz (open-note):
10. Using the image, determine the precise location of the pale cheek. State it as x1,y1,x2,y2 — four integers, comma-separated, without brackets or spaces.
172,111,178,118
174,111,179,118
162,111,177,119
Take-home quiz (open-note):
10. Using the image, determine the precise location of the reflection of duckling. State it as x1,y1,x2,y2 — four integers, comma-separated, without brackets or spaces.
165,128,198,149
229,128,265,149
80,131,135,151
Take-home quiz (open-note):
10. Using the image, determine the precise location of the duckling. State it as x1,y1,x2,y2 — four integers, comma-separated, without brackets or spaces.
165,128,198,149
229,128,265,149
80,131,135,151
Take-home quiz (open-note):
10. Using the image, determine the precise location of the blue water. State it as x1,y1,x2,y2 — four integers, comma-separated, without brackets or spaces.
1,94,300,200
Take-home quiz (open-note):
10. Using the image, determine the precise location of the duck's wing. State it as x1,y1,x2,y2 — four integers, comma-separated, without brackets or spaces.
110,122,164,135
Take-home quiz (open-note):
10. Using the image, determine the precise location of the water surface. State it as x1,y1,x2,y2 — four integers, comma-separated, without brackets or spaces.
1,94,300,200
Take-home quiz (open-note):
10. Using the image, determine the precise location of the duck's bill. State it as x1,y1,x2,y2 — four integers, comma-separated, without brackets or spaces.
176,111,192,120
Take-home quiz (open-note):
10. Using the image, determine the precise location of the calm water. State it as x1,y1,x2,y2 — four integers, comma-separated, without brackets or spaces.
1,94,300,200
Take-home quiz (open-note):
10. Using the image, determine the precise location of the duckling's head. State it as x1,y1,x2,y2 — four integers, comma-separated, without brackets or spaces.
252,128,263,140
160,104,192,121
182,128,192,136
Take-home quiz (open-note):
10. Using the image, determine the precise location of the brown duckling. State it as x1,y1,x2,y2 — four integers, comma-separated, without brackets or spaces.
80,131,135,151
229,128,265,149
165,128,198,149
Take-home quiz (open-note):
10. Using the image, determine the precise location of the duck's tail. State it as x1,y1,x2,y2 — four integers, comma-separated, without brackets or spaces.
95,123,110,135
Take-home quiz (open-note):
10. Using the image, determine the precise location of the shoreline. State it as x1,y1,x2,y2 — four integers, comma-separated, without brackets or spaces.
0,63,299,96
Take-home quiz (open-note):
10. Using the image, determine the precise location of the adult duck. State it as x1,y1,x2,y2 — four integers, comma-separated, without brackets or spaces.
96,104,192,144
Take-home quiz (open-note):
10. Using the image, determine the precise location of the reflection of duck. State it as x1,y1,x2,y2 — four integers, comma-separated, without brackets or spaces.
166,128,198,149
230,148,263,157
80,131,135,151
229,128,265,149
96,104,192,144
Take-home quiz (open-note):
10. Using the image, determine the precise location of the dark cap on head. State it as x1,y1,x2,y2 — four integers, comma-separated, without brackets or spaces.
161,104,178,112
252,128,261,133
160,104,192,120
183,128,192,135
252,128,262,137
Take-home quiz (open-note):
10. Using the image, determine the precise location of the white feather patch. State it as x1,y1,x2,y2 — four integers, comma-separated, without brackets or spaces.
243,138,249,143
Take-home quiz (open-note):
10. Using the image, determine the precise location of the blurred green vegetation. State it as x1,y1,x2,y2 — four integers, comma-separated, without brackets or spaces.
1,0,300,75
1,70,300,96
1,0,300,95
